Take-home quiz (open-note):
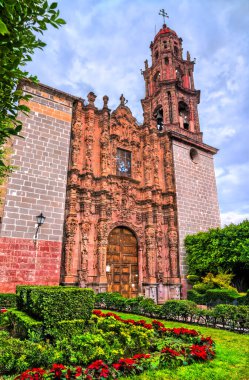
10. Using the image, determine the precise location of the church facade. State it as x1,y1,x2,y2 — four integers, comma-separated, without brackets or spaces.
0,22,220,302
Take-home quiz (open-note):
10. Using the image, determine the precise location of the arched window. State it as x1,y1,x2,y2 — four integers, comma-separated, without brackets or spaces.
155,51,159,60
164,56,169,65
178,101,189,130
174,46,179,56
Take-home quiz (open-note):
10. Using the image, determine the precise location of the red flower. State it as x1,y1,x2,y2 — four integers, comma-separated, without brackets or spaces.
133,353,151,360
0,308,7,313
201,336,213,345
190,345,208,360
161,347,180,357
112,363,121,370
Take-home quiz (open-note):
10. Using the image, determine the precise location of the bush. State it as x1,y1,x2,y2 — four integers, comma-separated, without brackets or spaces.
193,282,213,294
187,290,205,304
48,319,86,340
95,292,127,311
186,275,200,285
160,300,197,322
16,286,95,327
0,293,16,308
205,289,239,306
0,333,56,375
4,309,43,341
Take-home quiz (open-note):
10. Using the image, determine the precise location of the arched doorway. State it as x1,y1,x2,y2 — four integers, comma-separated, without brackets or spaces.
107,227,138,298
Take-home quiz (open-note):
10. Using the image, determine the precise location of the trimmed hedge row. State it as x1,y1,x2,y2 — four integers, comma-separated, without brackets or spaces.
188,288,249,306
0,293,17,308
16,285,95,327
95,292,249,331
4,309,43,341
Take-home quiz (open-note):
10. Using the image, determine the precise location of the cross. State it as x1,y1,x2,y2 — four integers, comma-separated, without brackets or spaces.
159,9,169,24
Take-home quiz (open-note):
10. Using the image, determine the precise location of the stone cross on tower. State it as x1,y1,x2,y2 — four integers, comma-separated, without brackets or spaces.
159,9,169,25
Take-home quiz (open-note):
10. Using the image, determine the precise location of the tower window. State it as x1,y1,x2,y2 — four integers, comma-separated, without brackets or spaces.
163,40,167,49
174,46,179,56
116,148,131,177
153,106,163,131
164,57,169,65
178,101,190,130
155,51,159,60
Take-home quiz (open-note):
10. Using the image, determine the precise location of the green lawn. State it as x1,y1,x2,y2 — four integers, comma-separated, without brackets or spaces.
102,310,249,380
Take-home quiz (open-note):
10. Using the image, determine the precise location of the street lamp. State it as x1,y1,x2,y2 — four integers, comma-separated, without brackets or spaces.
34,213,46,241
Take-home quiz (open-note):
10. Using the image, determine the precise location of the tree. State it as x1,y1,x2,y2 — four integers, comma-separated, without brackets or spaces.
185,220,249,291
0,0,65,182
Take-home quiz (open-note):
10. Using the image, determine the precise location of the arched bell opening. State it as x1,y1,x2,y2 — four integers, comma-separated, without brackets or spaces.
107,227,138,298
178,101,190,130
153,105,164,131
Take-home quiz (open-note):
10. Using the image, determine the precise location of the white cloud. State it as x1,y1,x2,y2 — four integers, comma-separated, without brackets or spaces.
221,211,249,227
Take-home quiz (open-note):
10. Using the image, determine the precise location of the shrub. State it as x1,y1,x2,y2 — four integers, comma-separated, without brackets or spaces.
95,292,127,311
16,286,95,327
0,293,16,308
187,290,205,304
47,319,86,340
187,275,200,285
202,272,237,291
4,309,43,341
160,300,197,322
213,304,238,329
193,282,213,294
205,289,239,306
0,334,56,375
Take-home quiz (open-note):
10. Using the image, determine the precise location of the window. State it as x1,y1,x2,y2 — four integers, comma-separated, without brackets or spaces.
190,148,199,164
164,56,169,65
116,148,131,177
163,40,167,49
155,51,159,60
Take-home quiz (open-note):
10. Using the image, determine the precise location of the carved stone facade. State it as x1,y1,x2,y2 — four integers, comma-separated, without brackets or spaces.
61,23,220,302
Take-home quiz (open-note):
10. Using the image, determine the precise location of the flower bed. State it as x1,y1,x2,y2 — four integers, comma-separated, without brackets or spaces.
15,310,215,380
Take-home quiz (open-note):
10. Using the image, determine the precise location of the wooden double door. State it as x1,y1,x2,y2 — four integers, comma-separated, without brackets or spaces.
107,227,138,298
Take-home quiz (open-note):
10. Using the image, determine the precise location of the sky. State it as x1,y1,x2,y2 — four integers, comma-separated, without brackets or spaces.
26,0,249,226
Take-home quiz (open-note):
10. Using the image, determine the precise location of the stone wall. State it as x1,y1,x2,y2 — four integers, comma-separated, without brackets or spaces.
172,139,221,297
0,82,76,292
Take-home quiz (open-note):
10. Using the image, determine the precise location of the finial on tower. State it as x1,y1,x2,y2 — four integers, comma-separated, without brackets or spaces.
159,9,169,26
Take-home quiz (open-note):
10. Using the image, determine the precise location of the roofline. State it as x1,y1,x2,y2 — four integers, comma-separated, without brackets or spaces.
19,79,84,103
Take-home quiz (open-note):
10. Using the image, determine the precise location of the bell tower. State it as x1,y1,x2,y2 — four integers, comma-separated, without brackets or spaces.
142,17,201,137
141,12,221,297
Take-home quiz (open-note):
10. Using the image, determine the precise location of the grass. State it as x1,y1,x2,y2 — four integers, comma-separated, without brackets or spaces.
102,310,249,380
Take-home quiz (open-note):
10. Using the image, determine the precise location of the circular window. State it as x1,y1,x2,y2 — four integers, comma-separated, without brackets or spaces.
190,148,199,163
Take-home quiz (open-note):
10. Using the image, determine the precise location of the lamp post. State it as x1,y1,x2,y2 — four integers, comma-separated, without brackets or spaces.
34,213,46,242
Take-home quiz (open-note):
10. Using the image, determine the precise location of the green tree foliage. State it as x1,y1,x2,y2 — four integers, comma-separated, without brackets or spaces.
0,0,65,182
185,220,249,277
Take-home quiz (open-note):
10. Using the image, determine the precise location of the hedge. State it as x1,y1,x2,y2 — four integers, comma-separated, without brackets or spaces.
4,309,43,341
187,288,249,306
0,293,17,308
16,286,95,327
95,292,249,332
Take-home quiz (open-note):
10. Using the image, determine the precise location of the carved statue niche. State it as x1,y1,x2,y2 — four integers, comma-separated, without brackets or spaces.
64,215,78,275
145,226,156,278
143,144,152,185
78,221,91,286
100,129,110,175
168,229,179,277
